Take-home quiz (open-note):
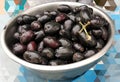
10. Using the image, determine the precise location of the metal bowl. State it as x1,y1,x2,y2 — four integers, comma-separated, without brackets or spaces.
1,2,114,80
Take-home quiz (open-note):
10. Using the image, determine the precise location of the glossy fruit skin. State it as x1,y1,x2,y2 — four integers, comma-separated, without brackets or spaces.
63,19,74,31
72,24,81,36
59,38,72,47
90,17,107,29
43,11,58,20
57,5,72,14
38,41,44,52
13,43,26,56
35,14,42,18
55,13,68,23
17,15,37,25
73,52,84,62
22,15,37,24
31,21,42,31
84,50,96,58
42,48,54,59
44,11,50,15
79,10,92,23
74,5,93,23
78,32,97,48
18,24,30,33
90,19,102,28
55,47,74,60
44,21,61,34
67,14,76,22
78,5,89,11
101,27,108,41
23,51,48,64
17,16,24,25
20,30,34,44
27,41,37,51
50,11,58,19
13,32,20,41
73,43,85,52
35,30,45,42
43,36,60,49
49,60,67,66
38,15,51,24
75,16,82,23
96,39,105,51
59,29,71,39
92,29,103,38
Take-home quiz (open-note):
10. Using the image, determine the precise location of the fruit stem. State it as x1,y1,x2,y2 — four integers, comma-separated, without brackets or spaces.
79,21,91,40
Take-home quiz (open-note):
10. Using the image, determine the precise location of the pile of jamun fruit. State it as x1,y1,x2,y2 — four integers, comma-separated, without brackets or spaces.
12,5,109,65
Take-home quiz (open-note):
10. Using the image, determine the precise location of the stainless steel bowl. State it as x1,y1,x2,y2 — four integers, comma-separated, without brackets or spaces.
1,2,114,80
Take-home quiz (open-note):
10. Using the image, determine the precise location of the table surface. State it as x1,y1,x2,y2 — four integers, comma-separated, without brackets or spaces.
0,0,120,82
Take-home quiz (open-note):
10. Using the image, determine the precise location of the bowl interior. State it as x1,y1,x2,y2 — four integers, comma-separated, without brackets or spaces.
2,2,114,71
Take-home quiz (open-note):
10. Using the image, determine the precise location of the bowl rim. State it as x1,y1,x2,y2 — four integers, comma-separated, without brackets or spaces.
1,2,114,72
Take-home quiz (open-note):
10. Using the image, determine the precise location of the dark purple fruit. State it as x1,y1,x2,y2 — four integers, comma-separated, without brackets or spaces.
50,11,58,19
88,8,93,14
72,24,81,36
79,5,93,13
73,52,84,62
38,15,51,24
75,16,82,23
31,21,42,31
94,14,101,19
43,36,60,49
57,5,72,14
22,14,37,24
44,11,50,15
55,47,74,60
78,32,97,48
96,39,105,51
42,48,54,59
59,38,72,47
23,51,48,64
79,10,92,23
35,30,45,42
55,13,68,23
38,41,44,52
13,43,26,55
84,50,96,58
63,19,74,31
90,19,101,28
18,24,30,33
79,5,89,11
59,29,71,39
35,14,42,18
39,56,48,65
94,15,107,26
49,60,66,66
17,16,24,25
20,30,34,44
44,21,61,34
13,32,20,40
71,24,82,41
73,43,85,52
92,29,103,38
101,27,108,41
67,14,76,22
90,17,107,28
27,41,37,51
